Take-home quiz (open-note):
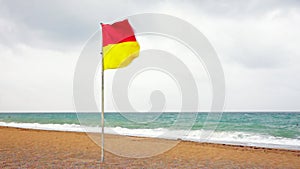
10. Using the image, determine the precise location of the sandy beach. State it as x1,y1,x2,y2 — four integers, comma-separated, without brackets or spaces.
0,126,299,168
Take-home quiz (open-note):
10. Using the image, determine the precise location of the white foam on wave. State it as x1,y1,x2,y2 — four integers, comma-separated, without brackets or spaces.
185,130,300,150
0,122,299,150
0,122,85,132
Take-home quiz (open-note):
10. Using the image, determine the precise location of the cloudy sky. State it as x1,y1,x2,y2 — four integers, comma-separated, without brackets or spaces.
0,0,300,112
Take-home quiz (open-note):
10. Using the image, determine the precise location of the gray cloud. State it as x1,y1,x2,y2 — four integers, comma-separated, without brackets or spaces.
0,0,300,111
0,0,160,48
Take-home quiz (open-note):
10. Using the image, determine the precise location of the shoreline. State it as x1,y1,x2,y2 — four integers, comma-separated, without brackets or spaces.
0,124,299,151
2,126,300,153
1,126,300,168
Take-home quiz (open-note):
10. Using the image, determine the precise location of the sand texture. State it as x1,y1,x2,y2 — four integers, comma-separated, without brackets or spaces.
0,127,299,168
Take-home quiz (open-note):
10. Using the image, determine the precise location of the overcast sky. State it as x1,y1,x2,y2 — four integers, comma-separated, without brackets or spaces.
0,0,300,112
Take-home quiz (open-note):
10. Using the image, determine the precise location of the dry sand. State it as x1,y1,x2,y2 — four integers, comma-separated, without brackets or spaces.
0,126,299,168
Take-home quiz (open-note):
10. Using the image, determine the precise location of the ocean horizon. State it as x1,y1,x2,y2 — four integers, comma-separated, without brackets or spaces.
0,112,299,150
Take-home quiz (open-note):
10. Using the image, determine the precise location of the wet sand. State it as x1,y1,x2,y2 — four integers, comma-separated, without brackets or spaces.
0,126,299,168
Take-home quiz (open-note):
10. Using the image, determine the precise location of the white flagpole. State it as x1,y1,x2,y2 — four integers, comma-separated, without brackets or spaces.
101,49,105,162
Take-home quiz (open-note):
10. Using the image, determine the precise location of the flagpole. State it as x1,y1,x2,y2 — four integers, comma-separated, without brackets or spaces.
101,49,105,163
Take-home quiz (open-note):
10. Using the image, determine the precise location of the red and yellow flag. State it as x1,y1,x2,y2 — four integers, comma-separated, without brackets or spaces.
101,19,140,70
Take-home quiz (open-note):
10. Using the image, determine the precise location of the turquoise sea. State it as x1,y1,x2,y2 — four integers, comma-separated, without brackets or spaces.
0,112,299,150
